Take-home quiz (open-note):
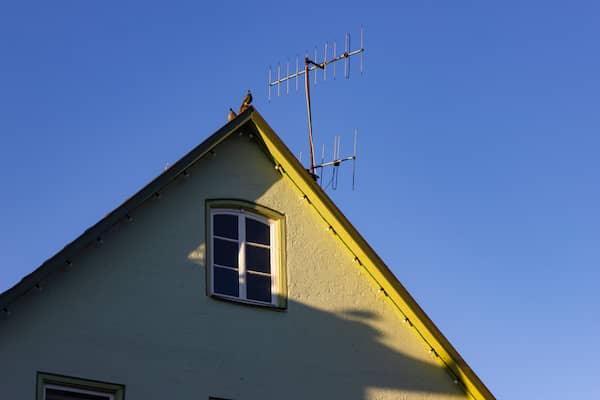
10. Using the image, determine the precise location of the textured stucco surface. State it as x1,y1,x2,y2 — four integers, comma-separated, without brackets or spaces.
0,133,467,399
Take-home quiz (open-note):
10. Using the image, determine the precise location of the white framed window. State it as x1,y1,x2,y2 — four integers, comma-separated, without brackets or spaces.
207,200,286,308
37,373,124,400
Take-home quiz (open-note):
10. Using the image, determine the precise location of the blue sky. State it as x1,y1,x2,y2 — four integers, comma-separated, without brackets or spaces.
1,1,599,398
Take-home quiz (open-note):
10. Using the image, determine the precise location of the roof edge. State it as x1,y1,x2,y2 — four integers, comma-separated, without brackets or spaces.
0,107,255,311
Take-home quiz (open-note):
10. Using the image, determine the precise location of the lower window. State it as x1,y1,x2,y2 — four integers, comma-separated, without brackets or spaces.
37,373,124,400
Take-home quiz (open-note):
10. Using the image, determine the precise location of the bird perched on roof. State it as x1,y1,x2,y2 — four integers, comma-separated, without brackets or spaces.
227,108,237,122
239,89,253,113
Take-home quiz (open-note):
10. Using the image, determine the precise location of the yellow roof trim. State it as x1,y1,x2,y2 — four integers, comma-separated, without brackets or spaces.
249,111,495,400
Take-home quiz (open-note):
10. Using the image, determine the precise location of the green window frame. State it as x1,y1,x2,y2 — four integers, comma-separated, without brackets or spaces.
37,372,124,400
206,199,287,309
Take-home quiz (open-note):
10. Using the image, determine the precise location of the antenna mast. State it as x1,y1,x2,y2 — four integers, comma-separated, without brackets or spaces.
269,26,365,177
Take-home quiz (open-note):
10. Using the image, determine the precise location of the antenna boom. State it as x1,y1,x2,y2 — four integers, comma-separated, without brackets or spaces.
269,47,364,87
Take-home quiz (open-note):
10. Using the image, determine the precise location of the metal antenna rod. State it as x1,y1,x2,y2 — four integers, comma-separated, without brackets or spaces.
333,135,341,190
333,40,337,80
295,55,299,92
320,143,326,187
360,25,364,75
286,59,290,94
268,66,272,101
324,42,328,81
314,47,318,85
352,128,358,190
345,32,350,79
304,56,323,176
277,63,281,96
333,135,338,163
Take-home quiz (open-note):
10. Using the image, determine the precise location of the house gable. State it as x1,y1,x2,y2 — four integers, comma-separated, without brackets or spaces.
0,108,493,399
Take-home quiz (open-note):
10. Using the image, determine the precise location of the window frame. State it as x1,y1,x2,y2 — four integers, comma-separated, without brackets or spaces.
37,372,124,400
206,199,286,309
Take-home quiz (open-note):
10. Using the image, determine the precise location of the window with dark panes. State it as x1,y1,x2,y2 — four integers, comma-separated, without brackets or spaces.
44,386,113,400
211,209,276,305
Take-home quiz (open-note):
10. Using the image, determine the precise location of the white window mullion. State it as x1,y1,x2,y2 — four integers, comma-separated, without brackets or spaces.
238,213,246,300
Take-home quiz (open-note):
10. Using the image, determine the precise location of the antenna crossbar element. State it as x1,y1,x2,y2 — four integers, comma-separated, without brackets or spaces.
316,155,355,168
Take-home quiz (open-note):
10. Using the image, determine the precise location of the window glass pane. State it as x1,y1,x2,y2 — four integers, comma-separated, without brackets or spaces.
246,244,270,274
247,273,272,303
214,238,239,268
46,388,111,400
246,218,270,245
214,267,239,297
214,214,238,239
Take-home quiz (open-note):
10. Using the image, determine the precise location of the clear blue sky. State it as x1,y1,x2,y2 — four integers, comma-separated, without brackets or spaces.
1,1,599,398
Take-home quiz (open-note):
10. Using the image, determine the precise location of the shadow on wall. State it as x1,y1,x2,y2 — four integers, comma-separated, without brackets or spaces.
202,298,465,400
174,134,465,398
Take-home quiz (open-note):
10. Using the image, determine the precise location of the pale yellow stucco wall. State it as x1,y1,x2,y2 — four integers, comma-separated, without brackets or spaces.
0,132,468,399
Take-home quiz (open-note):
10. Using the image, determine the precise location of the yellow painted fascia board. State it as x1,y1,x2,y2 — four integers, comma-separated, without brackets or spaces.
249,111,495,400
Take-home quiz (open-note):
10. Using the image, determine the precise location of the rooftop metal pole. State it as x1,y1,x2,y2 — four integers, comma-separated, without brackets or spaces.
304,57,316,176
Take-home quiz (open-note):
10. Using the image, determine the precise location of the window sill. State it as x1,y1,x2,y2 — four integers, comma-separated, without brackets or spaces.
210,293,287,311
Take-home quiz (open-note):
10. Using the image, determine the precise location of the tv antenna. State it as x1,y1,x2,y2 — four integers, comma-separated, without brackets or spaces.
268,26,364,188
